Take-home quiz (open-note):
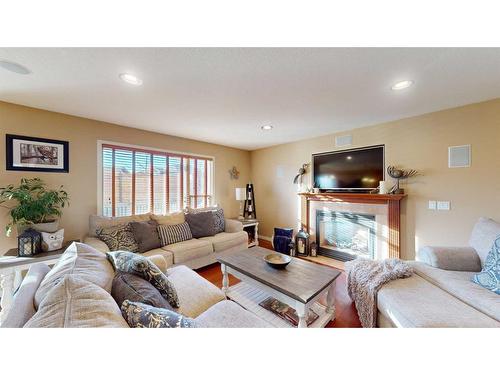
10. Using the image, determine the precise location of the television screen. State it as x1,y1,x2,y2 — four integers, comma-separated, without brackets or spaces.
313,146,384,191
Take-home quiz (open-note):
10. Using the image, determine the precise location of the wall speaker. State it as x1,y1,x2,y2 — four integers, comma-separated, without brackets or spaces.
448,145,471,168
335,134,352,147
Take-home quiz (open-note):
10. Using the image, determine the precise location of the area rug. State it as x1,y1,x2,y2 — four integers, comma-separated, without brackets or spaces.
259,297,319,327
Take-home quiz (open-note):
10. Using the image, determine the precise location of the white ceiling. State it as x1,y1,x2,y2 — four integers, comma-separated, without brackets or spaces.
1,48,500,150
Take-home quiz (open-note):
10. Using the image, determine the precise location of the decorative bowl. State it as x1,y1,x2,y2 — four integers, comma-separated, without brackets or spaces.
264,253,292,269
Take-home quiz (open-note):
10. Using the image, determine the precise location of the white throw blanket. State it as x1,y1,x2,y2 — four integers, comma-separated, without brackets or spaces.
345,258,413,328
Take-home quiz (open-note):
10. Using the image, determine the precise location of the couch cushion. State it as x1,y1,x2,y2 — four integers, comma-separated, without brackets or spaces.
151,212,185,226
107,251,179,308
163,238,213,264
1,264,50,328
200,231,248,252
185,211,217,238
469,217,500,267
111,272,172,310
89,213,151,237
34,242,115,309
142,248,174,268
97,223,139,252
378,274,500,327
25,275,128,328
121,300,195,328
167,265,225,318
195,300,272,328
130,220,161,253
412,261,500,322
157,222,193,246
187,206,225,233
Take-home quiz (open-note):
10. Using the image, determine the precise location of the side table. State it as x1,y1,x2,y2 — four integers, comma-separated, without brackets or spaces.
233,219,259,247
0,240,78,325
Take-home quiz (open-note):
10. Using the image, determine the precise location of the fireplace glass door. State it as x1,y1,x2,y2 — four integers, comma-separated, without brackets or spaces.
316,211,376,261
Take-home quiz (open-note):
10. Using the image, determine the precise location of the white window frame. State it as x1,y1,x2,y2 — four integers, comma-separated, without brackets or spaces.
96,140,216,216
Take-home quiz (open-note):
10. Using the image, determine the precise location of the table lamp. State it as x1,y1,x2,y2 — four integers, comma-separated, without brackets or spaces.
235,188,246,219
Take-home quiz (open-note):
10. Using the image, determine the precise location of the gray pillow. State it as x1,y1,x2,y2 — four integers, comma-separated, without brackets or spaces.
106,251,179,308
111,271,172,310
121,300,195,328
185,211,216,238
97,223,138,252
130,220,161,252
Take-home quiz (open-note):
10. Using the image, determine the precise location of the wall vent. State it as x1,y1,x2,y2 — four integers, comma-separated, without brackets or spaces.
448,145,471,168
335,134,353,147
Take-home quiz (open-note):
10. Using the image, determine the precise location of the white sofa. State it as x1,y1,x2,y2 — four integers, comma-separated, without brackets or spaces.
377,217,500,328
1,242,271,328
84,212,248,270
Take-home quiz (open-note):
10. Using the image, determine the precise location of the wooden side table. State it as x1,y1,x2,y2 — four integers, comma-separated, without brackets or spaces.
233,219,259,247
0,240,78,324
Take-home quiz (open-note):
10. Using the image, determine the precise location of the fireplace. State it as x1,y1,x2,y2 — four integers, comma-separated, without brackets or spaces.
316,210,376,261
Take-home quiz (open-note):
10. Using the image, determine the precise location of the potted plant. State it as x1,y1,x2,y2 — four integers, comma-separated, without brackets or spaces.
0,178,70,236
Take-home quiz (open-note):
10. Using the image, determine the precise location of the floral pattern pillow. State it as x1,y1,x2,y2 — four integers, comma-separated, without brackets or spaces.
97,223,138,252
472,236,500,294
121,300,195,328
106,251,179,307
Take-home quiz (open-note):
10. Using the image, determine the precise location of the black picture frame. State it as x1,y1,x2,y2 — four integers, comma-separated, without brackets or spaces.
6,134,69,173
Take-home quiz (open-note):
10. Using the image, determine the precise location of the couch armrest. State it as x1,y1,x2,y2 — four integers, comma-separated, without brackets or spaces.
147,254,168,274
83,236,110,253
417,246,481,272
225,218,243,233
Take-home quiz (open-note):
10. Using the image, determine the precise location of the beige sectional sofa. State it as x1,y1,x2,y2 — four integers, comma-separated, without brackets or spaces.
84,212,248,270
1,242,271,328
377,217,500,328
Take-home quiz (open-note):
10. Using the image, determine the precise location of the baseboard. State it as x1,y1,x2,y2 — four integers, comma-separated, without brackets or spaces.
259,235,272,242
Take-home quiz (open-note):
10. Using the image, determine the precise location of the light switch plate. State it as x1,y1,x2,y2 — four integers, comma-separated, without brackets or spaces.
428,200,437,210
437,201,451,210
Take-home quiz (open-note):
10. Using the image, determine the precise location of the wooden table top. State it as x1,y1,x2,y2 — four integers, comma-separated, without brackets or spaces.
217,246,341,304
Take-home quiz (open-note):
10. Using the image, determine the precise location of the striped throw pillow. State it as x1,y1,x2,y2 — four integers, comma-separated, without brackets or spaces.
157,222,193,246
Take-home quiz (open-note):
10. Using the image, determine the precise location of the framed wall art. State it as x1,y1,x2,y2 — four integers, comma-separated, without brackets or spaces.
6,134,69,173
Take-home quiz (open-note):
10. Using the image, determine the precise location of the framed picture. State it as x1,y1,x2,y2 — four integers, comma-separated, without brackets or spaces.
6,134,69,173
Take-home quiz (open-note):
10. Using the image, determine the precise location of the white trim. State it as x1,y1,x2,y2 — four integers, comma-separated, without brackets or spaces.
96,140,216,215
259,235,272,242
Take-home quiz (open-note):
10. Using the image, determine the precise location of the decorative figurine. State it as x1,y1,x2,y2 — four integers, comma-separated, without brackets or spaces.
387,166,418,194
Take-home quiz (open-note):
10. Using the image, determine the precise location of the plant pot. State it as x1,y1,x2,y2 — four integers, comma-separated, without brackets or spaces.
31,220,59,233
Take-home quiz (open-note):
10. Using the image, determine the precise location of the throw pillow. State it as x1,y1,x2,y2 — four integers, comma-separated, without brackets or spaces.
130,220,161,252
111,271,172,310
97,223,139,252
185,211,216,238
121,300,195,328
187,206,225,233
26,275,129,328
157,222,193,246
106,251,179,307
472,236,500,294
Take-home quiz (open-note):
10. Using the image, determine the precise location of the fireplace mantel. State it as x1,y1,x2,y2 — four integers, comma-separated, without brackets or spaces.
299,192,406,259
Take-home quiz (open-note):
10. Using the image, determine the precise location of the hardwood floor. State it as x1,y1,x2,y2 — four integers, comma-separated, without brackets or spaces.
196,239,362,328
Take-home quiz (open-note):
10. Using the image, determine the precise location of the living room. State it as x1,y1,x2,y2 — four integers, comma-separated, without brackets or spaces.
1,1,498,373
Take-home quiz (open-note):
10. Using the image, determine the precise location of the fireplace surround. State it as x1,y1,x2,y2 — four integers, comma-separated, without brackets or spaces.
299,192,405,259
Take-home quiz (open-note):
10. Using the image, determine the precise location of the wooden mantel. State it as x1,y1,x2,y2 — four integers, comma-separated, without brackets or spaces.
299,192,406,259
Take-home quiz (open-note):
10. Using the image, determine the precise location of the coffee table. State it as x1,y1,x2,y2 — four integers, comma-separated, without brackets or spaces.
217,247,341,328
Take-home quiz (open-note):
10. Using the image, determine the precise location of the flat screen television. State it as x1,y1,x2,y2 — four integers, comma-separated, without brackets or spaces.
313,145,384,191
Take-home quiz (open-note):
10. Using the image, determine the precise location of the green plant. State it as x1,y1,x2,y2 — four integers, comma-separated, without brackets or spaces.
0,178,70,236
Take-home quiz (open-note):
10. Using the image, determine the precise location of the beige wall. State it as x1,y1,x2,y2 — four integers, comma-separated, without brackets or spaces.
250,99,500,259
0,101,251,254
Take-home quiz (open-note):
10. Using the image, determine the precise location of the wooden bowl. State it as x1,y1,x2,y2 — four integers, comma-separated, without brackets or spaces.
264,253,292,269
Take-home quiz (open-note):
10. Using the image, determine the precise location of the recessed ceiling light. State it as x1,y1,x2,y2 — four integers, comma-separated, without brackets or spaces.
261,125,273,131
391,80,414,91
0,60,31,75
119,73,143,86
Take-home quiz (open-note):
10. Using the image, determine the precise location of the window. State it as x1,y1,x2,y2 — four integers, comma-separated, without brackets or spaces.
101,143,214,217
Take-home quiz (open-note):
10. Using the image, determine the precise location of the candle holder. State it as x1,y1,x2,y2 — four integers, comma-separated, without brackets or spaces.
17,228,42,257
